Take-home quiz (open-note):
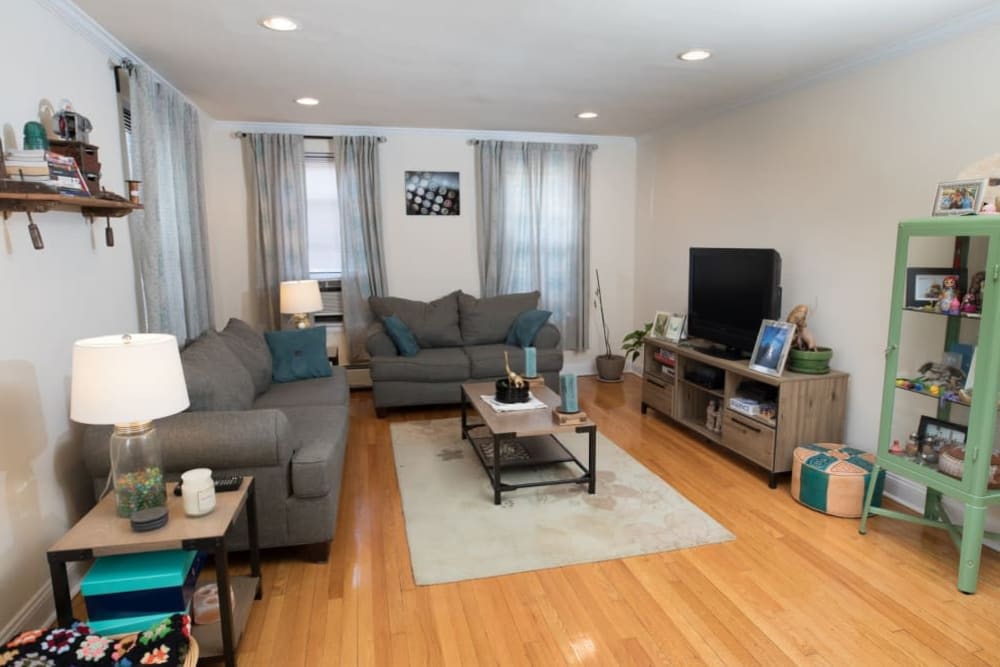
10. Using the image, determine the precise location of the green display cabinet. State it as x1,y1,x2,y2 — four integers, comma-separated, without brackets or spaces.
860,216,1000,594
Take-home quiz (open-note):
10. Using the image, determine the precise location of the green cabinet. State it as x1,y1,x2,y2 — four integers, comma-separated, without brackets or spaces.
860,216,1000,593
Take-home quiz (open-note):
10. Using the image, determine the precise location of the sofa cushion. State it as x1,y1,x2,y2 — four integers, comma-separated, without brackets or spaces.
282,405,349,499
369,291,462,348
464,344,563,379
218,317,272,395
370,347,470,383
265,328,333,383
506,309,552,347
253,368,350,409
382,315,420,356
458,291,540,345
181,330,255,411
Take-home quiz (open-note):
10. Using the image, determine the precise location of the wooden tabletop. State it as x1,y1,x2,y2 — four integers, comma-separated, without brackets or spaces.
48,478,251,558
463,381,595,437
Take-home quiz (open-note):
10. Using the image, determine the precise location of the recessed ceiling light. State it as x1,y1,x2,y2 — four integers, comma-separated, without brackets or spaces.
296,97,319,106
259,16,299,31
577,111,599,119
678,48,712,62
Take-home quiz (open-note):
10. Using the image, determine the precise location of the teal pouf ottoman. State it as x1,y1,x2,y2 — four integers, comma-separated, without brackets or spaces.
791,443,885,518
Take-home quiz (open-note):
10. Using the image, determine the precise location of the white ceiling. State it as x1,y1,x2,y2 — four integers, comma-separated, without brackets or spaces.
71,0,1000,136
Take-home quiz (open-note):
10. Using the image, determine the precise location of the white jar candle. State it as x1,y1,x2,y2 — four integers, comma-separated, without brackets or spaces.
181,468,216,517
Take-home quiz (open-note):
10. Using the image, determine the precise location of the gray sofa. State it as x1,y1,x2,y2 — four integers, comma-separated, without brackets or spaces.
83,318,348,560
366,290,563,415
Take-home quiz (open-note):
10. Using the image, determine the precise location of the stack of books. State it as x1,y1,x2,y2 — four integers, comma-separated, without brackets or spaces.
3,149,49,182
45,152,89,195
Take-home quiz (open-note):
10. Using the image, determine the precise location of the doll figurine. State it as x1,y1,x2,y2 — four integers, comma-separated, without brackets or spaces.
962,271,986,314
938,275,961,315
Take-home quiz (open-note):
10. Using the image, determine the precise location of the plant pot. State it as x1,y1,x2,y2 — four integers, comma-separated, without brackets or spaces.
788,347,833,374
596,354,626,382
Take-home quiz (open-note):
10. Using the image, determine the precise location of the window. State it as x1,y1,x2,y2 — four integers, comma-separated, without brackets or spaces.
305,153,342,278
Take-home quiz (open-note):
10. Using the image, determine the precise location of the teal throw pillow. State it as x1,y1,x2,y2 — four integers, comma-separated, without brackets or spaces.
383,315,420,356
505,309,552,346
264,327,332,383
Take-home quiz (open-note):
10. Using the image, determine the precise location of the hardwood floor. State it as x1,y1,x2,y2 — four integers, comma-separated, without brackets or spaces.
234,375,1000,665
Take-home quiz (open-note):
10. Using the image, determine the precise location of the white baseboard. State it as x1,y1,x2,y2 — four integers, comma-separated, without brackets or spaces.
1,562,87,640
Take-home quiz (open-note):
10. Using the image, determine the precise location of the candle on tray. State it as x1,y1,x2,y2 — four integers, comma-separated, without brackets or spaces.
524,346,537,377
559,373,578,413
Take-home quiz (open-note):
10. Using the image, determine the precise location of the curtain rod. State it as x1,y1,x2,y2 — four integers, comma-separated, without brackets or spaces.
467,139,598,149
233,132,386,142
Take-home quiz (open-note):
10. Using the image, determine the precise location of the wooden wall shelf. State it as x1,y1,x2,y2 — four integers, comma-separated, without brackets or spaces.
0,191,141,220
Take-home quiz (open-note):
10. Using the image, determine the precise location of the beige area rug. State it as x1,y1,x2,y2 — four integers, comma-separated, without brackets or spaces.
391,418,734,585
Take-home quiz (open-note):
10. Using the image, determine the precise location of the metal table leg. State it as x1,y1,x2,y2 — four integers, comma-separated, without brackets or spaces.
587,426,597,494
493,433,502,505
214,538,236,667
47,556,74,627
247,479,262,599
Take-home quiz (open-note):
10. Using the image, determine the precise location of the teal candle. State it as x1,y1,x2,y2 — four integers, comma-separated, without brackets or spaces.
524,346,537,377
560,373,578,412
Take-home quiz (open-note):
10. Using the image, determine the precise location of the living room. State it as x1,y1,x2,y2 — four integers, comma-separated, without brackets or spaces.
3,0,1000,663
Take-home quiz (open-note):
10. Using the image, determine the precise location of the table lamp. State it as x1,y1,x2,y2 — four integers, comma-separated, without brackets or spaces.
70,334,189,525
280,279,322,329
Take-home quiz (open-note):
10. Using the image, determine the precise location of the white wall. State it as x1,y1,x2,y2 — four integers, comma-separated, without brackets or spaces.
0,0,137,635
204,124,637,373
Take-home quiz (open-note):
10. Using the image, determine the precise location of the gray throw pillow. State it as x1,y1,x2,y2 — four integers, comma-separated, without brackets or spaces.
458,291,541,345
219,318,273,395
180,330,255,411
369,291,462,348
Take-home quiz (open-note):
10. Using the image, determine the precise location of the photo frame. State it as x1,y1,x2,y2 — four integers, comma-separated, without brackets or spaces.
932,178,987,216
651,311,671,339
917,415,967,445
749,319,795,376
405,171,460,215
904,267,966,309
665,314,686,343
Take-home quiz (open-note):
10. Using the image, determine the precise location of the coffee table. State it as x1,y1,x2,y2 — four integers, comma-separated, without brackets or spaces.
47,477,261,667
460,381,597,504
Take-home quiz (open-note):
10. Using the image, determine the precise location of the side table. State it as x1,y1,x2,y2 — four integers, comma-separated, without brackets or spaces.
47,477,262,667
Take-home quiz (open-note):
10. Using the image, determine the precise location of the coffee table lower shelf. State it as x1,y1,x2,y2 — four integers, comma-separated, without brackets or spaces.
191,575,259,659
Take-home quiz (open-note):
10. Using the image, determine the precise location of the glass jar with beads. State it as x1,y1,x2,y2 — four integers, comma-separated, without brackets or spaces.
110,422,166,518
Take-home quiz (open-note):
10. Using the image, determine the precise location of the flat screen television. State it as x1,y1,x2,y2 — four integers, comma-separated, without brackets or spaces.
687,248,782,358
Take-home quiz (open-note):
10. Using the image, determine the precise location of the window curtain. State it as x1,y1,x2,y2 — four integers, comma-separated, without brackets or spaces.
127,66,214,342
244,133,309,330
474,140,594,350
334,136,387,362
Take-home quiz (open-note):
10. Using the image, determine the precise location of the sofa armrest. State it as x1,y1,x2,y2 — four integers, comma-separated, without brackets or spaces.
82,409,297,477
366,321,399,358
534,323,561,349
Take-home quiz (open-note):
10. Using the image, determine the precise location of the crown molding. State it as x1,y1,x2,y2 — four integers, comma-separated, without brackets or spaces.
34,0,139,61
214,120,635,145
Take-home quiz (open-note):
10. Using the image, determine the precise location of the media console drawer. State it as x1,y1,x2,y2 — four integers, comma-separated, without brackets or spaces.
642,376,674,416
721,410,775,468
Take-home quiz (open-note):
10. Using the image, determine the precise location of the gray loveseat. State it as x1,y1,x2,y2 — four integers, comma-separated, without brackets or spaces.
83,318,348,560
366,290,563,416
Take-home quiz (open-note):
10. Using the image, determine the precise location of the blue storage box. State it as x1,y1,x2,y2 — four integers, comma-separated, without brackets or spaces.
82,550,204,626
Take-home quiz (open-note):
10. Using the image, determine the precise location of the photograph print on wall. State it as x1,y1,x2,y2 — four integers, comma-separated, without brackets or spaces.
405,171,460,215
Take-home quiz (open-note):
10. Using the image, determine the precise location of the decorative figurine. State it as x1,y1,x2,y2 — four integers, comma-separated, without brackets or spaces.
503,351,525,389
961,271,986,314
937,275,961,315
785,304,817,350
705,399,721,433
53,99,93,143
889,439,905,455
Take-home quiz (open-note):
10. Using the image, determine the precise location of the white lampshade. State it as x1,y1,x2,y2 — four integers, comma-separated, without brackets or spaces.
280,279,322,314
70,333,190,425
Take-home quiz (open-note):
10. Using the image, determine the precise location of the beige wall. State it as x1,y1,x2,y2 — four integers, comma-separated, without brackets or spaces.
0,0,137,634
203,124,637,374
635,23,1000,452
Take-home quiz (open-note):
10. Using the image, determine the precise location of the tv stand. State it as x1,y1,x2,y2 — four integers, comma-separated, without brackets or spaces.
641,337,848,488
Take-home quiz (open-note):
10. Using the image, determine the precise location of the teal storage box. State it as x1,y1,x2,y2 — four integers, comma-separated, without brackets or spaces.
82,550,204,628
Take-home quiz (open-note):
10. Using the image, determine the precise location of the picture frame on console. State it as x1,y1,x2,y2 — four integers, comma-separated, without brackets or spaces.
749,319,795,377
904,267,966,309
664,314,686,343
651,311,670,339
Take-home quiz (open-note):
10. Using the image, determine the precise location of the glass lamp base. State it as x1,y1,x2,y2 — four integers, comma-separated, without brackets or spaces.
111,422,167,520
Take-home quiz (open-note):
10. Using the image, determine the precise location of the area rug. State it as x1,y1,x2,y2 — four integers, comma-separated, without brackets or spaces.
391,418,734,585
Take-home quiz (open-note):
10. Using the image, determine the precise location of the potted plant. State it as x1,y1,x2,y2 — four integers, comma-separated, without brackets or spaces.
623,322,653,367
594,269,626,382
785,304,833,374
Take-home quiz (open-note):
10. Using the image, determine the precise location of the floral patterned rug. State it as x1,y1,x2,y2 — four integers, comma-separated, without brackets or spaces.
391,418,733,585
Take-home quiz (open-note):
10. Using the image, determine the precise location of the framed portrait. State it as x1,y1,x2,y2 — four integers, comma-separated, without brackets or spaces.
932,178,987,216
651,311,671,339
749,320,795,376
917,415,967,445
665,314,686,343
904,267,966,309
405,171,460,215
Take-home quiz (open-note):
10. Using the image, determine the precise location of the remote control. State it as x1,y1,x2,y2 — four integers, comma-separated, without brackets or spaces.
173,475,244,496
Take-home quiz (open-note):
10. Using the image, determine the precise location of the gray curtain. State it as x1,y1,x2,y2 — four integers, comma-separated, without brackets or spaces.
244,134,309,330
334,136,387,362
128,66,214,343
475,140,594,350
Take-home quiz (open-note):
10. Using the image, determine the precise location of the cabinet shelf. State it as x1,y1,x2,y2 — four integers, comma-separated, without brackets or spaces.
902,306,982,320
894,384,971,407
679,377,724,399
0,191,141,220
